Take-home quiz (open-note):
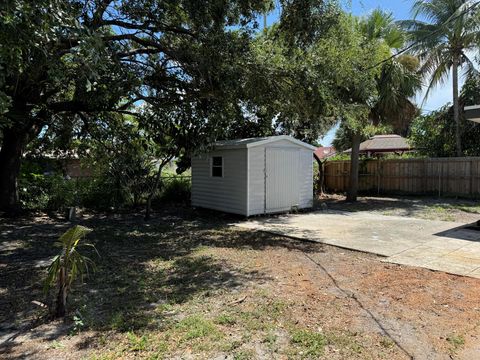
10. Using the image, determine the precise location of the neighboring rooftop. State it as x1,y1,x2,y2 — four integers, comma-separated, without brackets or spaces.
345,134,413,154
314,146,336,160
465,104,480,123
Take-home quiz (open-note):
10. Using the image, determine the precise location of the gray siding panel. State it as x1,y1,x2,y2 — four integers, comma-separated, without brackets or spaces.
192,149,248,215
247,147,266,216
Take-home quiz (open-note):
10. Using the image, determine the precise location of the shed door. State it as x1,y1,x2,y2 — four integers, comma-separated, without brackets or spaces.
265,147,300,213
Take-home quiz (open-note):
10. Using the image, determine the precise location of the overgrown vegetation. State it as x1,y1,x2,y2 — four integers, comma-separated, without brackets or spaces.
17,160,192,212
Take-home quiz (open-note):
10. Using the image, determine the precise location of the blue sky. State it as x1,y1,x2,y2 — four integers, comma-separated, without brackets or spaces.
265,0,458,146
347,0,455,112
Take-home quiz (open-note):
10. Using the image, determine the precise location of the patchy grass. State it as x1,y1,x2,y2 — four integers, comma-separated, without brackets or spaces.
447,334,465,354
379,336,396,349
3,206,480,359
215,313,237,326
47,340,65,350
321,195,480,222
176,315,221,341
436,203,480,215
420,205,456,222
126,331,150,351
290,329,327,358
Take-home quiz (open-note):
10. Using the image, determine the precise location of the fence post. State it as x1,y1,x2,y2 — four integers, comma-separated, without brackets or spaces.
376,159,380,195
438,161,442,198
470,159,474,197
422,159,426,194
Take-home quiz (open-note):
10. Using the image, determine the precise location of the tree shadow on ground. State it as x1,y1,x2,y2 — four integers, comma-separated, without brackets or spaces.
0,206,324,357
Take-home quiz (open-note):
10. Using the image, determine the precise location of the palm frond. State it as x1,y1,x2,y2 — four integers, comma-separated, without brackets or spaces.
44,225,95,295
460,51,479,79
422,56,451,101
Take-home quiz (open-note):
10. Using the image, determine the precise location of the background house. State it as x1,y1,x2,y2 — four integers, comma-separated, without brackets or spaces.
314,146,336,162
465,105,480,123
24,151,93,178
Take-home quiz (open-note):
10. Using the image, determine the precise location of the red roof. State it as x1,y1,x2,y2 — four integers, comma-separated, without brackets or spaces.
314,146,336,160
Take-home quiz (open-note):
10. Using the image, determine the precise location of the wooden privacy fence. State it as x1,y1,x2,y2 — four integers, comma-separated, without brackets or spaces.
324,157,480,198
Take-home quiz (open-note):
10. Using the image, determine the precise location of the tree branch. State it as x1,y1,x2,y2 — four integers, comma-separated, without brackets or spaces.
98,19,196,38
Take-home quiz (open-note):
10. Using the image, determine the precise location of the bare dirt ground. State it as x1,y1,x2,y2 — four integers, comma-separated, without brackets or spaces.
1,202,480,359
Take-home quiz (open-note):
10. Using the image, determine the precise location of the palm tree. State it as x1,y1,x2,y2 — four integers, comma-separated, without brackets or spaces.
402,0,480,156
346,10,422,202
44,225,96,317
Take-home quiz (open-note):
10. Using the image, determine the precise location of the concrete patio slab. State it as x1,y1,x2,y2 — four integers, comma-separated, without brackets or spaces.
235,210,480,279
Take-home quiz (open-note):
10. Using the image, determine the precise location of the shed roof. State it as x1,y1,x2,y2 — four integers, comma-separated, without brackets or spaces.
214,135,316,150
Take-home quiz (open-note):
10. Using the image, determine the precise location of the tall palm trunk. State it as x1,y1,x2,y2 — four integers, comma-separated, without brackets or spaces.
452,56,462,157
346,132,361,202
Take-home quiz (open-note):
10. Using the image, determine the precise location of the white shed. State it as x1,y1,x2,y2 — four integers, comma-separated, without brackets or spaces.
191,135,316,216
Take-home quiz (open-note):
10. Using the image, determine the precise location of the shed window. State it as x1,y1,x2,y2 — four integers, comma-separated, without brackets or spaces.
211,156,223,177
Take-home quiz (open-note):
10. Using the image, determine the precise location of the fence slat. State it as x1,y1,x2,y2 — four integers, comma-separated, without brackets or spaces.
324,157,480,198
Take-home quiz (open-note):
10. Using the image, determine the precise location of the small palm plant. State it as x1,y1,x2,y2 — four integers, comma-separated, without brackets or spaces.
44,225,96,318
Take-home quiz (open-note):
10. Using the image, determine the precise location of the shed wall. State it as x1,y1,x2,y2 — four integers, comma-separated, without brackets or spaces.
191,149,248,215
298,148,314,208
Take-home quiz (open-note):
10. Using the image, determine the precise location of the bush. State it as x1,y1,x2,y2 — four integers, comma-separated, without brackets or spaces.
19,156,192,212
18,173,124,212
79,177,127,211
153,176,191,206
19,173,76,211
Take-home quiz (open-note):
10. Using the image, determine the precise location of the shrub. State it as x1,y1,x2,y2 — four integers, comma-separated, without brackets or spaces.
19,173,76,211
156,177,191,205
18,172,131,212
79,177,126,211
19,164,191,212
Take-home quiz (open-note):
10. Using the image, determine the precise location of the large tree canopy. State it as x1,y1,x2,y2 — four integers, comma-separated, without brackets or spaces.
0,0,339,214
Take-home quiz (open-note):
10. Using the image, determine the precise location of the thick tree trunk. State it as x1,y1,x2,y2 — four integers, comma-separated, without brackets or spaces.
452,57,462,157
346,132,361,202
0,128,29,214
144,164,164,221
314,157,325,196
